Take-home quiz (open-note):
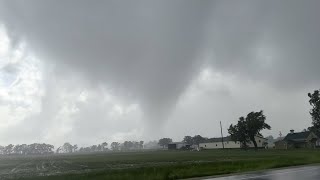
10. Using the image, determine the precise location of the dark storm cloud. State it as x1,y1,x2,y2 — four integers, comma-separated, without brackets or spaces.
0,0,214,127
0,0,320,132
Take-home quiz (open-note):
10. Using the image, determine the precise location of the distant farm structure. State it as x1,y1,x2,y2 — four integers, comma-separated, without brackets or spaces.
275,130,318,149
167,142,191,150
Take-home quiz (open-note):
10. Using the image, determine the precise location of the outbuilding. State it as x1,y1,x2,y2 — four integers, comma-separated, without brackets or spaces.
167,142,191,150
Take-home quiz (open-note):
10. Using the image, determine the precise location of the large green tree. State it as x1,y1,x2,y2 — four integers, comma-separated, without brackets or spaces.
158,138,172,148
192,135,206,146
101,142,108,151
111,142,120,151
182,136,193,145
228,110,271,150
4,144,14,155
246,111,271,149
62,142,74,153
228,117,249,149
308,90,320,132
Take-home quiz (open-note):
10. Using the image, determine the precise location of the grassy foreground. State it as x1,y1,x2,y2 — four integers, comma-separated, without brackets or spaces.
2,149,320,179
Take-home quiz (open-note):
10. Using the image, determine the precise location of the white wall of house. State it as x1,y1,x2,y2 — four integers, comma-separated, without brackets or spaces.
199,141,240,149
247,136,267,148
199,136,267,149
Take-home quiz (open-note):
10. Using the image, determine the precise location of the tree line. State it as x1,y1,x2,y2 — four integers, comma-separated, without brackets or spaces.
56,141,144,154
0,143,54,155
0,141,145,156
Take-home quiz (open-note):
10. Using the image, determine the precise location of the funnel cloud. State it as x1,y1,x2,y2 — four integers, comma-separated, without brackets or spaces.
0,0,320,146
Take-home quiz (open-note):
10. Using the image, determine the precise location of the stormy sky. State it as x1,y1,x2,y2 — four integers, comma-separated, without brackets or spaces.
0,0,319,146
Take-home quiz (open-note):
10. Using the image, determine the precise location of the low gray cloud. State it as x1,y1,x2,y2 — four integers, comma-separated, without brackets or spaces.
206,0,320,88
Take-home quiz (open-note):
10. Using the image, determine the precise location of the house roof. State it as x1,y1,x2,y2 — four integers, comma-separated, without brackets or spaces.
202,135,266,143
283,131,314,142
169,142,189,145
202,136,232,143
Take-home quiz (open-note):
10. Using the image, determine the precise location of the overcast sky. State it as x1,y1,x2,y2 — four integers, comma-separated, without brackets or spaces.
0,0,319,147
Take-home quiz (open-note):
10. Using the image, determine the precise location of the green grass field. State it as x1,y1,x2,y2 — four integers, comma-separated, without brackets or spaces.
1,149,320,179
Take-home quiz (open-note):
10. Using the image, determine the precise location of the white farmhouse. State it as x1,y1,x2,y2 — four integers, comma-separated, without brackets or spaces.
199,136,267,149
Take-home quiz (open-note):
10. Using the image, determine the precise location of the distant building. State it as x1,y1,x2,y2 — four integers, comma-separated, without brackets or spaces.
275,130,318,149
199,136,240,149
199,135,267,149
168,142,191,150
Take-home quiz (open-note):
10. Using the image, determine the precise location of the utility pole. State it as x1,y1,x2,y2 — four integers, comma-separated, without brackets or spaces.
279,131,282,138
220,121,224,149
